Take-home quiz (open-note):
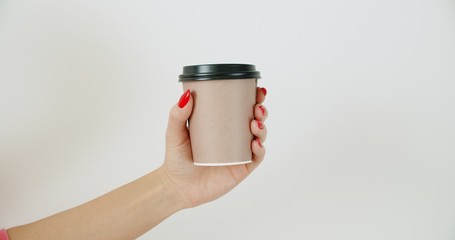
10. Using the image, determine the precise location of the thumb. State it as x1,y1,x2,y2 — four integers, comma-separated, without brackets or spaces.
166,89,193,147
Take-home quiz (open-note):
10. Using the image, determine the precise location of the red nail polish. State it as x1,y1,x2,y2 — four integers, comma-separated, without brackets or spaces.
261,87,267,96
178,89,191,108
257,138,263,148
257,120,264,129
259,105,266,116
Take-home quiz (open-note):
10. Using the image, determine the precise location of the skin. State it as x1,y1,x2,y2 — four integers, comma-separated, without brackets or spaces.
6,87,268,240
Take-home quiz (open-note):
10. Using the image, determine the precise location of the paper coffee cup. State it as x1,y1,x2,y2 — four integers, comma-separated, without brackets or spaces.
179,64,261,166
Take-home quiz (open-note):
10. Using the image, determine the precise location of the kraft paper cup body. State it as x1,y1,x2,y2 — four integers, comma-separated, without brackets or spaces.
179,64,261,166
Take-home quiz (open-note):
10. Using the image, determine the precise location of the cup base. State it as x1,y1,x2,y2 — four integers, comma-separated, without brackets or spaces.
193,160,252,167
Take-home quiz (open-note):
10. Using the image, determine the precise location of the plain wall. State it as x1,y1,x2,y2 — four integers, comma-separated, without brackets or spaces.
1,0,454,239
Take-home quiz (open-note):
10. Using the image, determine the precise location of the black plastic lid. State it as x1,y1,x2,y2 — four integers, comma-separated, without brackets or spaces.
179,63,261,81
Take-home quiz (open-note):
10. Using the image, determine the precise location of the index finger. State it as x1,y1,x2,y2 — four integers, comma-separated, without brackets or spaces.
256,87,267,104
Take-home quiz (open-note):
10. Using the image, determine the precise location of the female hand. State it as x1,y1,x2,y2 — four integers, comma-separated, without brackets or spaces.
159,87,268,208
4,88,268,240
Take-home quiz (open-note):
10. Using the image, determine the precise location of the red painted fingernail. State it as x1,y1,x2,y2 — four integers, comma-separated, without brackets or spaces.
257,120,264,129
178,89,191,108
259,105,266,116
261,87,267,96
257,138,263,148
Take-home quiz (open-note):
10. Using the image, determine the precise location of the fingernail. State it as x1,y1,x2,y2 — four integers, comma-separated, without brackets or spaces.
257,138,263,148
178,89,191,108
257,120,264,129
259,105,266,116
261,87,267,96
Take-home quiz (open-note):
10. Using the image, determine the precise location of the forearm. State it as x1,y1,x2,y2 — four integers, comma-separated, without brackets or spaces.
7,169,186,240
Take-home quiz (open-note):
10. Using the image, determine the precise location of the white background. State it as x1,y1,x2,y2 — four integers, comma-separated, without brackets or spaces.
1,0,455,239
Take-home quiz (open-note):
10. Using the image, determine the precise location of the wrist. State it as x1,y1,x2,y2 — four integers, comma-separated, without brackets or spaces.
154,167,192,210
